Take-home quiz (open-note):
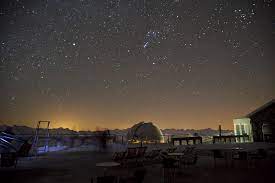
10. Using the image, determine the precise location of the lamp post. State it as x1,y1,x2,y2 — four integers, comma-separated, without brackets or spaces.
219,124,222,136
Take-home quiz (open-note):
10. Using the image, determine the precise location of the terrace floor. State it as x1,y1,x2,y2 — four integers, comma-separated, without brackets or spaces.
1,144,275,183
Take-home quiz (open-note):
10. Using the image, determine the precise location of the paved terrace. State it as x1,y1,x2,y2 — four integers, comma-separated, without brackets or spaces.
0,143,275,183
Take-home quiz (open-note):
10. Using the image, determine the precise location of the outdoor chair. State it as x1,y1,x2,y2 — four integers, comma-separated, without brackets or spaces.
112,151,126,163
125,148,138,159
166,147,177,153
119,168,147,183
267,147,275,160
248,149,267,167
212,149,226,167
180,152,198,167
250,149,267,159
136,147,147,158
162,156,178,183
122,147,138,166
135,147,147,165
232,151,248,168
17,141,32,157
145,149,161,161
182,146,196,156
183,146,195,154
0,152,18,168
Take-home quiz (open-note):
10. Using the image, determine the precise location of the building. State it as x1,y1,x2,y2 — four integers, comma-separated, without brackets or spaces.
233,99,275,142
233,118,253,142
127,122,164,143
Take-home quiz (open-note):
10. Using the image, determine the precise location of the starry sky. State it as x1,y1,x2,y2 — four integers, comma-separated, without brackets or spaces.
0,0,274,131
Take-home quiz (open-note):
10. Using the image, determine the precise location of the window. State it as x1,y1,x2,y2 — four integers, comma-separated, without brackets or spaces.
236,125,240,135
241,125,246,135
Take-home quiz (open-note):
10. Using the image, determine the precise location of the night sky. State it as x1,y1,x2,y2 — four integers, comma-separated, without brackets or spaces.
0,0,274,130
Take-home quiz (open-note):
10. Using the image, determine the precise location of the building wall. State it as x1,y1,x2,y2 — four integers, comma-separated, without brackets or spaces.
232,101,275,143
233,118,253,142
249,104,275,142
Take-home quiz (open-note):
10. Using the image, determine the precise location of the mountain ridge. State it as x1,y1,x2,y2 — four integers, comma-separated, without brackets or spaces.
0,124,233,136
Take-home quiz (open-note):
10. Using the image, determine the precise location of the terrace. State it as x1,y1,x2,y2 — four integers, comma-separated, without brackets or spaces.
1,142,275,183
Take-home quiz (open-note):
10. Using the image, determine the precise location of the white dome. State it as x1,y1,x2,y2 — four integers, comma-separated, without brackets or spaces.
127,122,164,143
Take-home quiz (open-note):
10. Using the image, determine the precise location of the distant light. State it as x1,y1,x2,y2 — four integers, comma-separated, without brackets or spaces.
72,43,76,46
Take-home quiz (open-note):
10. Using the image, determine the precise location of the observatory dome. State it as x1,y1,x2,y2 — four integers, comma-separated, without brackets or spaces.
127,122,164,143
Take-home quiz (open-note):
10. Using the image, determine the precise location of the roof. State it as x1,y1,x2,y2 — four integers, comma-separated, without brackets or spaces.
127,121,164,142
246,99,275,118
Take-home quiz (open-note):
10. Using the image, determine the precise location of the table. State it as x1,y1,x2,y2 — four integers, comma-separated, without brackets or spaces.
167,153,185,165
96,162,120,167
168,153,184,156
222,147,244,151
96,161,120,176
221,148,246,167
231,147,244,150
